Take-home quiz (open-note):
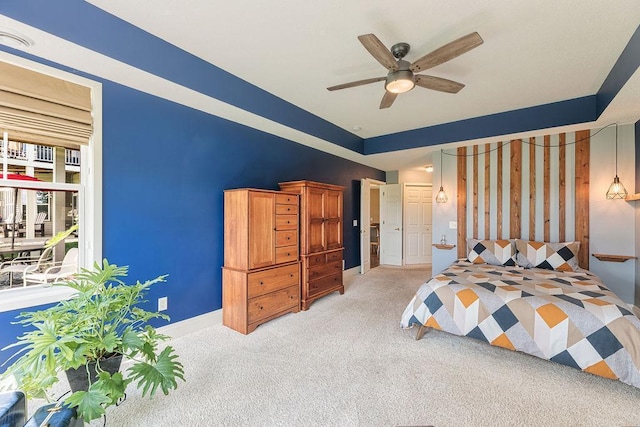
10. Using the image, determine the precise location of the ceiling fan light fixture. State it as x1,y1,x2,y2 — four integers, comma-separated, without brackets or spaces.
385,70,415,94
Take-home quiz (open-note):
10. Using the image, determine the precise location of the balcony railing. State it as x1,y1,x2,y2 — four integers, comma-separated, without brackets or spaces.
0,141,80,166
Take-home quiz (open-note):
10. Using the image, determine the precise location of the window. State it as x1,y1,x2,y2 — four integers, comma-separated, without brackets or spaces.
0,52,102,312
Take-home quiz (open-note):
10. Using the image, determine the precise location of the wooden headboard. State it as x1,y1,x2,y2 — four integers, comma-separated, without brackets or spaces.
455,130,590,269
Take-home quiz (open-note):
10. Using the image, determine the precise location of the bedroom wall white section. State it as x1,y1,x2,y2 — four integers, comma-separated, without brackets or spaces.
399,168,431,184
534,137,545,241
502,143,511,237
432,150,458,275
549,134,560,242
589,124,636,303
489,143,498,239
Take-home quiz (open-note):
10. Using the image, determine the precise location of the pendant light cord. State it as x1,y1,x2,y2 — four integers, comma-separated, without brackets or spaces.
615,123,618,176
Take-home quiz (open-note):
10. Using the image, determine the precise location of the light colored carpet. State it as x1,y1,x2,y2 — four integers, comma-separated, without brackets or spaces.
45,265,640,425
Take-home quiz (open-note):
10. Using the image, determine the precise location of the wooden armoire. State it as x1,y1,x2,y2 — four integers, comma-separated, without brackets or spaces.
278,180,345,310
222,189,301,334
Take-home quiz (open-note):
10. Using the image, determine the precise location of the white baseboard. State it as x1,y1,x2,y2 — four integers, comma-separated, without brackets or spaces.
158,309,222,339
159,268,361,338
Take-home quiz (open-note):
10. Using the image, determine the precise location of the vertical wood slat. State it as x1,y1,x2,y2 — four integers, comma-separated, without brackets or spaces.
575,130,590,269
485,143,490,238
509,140,522,238
543,135,551,242
529,138,536,240
559,133,566,242
473,145,479,239
497,142,503,239
457,147,467,259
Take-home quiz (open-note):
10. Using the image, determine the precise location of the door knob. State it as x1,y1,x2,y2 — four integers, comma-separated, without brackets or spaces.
394,227,400,231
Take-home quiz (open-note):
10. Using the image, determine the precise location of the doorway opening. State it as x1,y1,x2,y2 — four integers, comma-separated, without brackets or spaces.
370,185,380,268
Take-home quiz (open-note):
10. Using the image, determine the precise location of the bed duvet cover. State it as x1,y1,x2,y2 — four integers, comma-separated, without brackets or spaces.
400,260,640,388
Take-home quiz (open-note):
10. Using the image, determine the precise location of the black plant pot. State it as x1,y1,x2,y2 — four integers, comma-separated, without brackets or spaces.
65,354,123,393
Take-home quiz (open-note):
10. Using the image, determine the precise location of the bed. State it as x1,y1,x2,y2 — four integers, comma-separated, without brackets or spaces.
400,238,640,389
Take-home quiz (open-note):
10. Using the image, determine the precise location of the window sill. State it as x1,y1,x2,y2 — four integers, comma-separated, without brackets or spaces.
0,286,75,313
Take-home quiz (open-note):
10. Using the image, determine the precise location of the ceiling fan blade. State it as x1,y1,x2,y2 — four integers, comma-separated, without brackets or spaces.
415,75,465,93
357,34,399,71
410,32,483,73
379,91,397,109
327,76,386,91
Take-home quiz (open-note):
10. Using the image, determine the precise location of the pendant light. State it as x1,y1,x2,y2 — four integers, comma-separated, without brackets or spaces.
606,124,628,199
436,149,448,203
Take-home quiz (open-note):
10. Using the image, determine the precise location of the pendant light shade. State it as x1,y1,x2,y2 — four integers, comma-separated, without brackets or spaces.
436,150,448,203
605,124,628,199
606,176,627,199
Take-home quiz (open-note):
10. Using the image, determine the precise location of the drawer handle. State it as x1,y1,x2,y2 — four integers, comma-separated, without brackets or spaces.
286,253,290,256
290,274,294,277
287,237,291,240
259,306,264,310
259,281,264,285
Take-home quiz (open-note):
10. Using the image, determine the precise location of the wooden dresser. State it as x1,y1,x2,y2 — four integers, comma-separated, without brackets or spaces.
222,189,301,334
278,180,345,310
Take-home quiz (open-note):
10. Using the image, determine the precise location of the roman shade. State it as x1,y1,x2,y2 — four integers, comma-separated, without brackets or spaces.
0,61,92,148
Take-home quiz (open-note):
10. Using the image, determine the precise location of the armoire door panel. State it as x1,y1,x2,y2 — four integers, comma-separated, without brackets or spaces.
248,192,276,269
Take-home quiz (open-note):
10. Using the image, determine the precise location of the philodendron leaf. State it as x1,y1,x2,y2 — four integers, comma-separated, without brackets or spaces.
127,346,185,398
65,389,110,422
121,329,145,354
92,371,129,405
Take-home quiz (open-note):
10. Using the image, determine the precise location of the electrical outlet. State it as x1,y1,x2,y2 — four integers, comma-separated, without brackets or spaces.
158,297,168,312
353,219,358,226
449,221,458,229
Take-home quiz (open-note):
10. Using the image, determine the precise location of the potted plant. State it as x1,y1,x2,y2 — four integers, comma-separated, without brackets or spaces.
0,260,185,423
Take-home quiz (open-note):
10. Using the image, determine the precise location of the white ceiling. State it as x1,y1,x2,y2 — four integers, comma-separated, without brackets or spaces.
3,1,640,171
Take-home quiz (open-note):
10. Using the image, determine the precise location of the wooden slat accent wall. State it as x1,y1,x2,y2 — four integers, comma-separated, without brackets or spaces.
509,139,522,239
559,133,566,242
575,130,590,269
529,138,536,240
497,142,503,239
473,145,479,238
484,144,490,238
544,135,551,241
457,147,467,259
456,130,590,269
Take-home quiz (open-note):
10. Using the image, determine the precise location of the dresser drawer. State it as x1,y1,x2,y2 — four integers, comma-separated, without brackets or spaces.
308,261,342,281
248,285,299,323
275,245,298,264
248,263,299,298
275,230,297,247
326,249,343,264
307,253,326,267
275,214,297,230
275,204,297,215
308,273,342,298
276,193,298,205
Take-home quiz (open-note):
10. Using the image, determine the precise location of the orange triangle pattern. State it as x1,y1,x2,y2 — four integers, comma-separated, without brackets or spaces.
492,333,516,351
425,316,441,330
585,361,618,380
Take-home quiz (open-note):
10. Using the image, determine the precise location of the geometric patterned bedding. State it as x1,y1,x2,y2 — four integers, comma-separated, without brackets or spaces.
400,260,640,388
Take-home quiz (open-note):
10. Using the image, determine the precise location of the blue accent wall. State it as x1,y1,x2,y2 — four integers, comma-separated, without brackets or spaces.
636,120,640,192
0,74,384,368
0,0,364,153
364,96,597,154
597,25,640,117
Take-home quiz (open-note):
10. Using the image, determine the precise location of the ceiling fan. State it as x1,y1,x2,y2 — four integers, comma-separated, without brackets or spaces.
327,32,483,109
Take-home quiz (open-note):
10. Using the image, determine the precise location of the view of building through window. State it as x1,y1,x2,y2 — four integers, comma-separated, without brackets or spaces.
0,139,81,291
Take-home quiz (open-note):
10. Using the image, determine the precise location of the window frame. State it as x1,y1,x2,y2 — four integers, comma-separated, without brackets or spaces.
0,52,102,312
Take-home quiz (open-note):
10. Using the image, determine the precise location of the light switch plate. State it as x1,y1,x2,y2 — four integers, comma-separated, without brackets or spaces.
449,221,457,229
353,219,358,226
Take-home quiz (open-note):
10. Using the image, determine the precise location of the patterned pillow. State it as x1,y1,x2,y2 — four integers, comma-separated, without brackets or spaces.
515,239,581,271
466,239,516,266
